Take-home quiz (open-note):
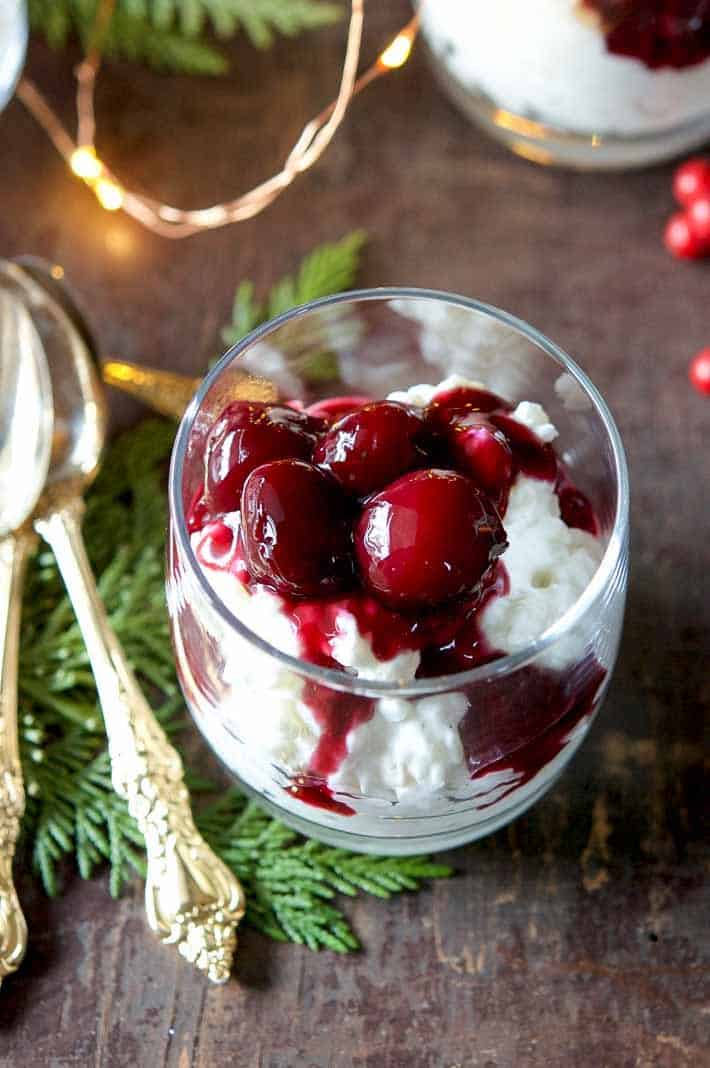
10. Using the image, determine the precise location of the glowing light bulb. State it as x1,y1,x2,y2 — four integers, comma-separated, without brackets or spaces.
379,32,413,70
95,178,124,211
70,146,102,181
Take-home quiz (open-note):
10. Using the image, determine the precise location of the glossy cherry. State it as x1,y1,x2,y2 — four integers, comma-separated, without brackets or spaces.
425,386,508,432
313,401,425,497
354,469,507,610
664,211,707,259
687,196,710,244
203,401,323,516
305,395,372,423
240,460,353,598
689,347,710,395
673,157,710,206
488,412,559,482
446,413,513,503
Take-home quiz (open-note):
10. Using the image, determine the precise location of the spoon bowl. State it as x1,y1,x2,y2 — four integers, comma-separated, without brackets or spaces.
0,289,54,535
0,262,106,498
0,283,54,986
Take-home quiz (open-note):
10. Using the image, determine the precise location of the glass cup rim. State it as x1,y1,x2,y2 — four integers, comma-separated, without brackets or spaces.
168,286,629,698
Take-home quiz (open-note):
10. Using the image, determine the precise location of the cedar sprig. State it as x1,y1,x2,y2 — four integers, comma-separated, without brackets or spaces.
29,0,342,76
221,229,367,347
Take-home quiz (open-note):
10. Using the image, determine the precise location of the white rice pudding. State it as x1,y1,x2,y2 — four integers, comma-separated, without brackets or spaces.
181,377,605,825
420,0,710,136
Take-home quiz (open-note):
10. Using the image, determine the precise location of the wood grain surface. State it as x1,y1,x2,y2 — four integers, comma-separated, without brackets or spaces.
0,3,708,1065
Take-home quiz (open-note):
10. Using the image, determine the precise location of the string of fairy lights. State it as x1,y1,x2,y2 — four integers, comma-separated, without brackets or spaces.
15,0,419,238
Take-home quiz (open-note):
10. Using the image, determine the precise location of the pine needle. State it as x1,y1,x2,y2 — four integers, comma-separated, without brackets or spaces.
17,233,451,952
29,0,342,75
221,230,367,346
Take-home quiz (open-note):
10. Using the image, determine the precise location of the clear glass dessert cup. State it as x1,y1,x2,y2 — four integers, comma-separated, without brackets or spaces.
418,0,710,170
167,290,629,855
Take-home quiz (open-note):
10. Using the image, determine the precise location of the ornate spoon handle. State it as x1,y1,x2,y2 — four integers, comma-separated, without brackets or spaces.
0,531,33,986
35,498,246,983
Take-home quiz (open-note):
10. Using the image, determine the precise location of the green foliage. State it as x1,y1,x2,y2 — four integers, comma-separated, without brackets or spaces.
17,235,451,952
29,0,342,75
198,791,451,951
221,230,367,347
220,230,367,388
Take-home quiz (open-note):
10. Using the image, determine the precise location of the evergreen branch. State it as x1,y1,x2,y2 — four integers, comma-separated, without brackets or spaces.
29,0,341,74
103,11,230,75
221,229,366,346
267,228,367,318
17,233,451,953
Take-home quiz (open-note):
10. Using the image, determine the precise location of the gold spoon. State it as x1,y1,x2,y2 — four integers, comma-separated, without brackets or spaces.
0,290,54,986
0,261,246,984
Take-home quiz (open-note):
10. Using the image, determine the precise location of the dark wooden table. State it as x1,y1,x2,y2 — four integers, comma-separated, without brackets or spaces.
1,4,708,1065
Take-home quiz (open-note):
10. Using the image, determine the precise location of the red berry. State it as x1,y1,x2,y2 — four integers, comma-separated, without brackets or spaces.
689,348,710,395
446,414,513,503
425,386,508,432
203,401,323,515
663,211,706,260
306,395,372,423
313,401,425,497
488,412,559,482
673,158,710,207
240,460,353,598
687,196,710,245
354,469,507,610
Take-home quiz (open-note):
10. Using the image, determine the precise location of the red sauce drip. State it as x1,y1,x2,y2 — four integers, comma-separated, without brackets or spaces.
286,779,356,816
284,560,507,675
186,488,211,533
303,681,376,777
464,657,607,808
415,564,510,677
582,1,710,70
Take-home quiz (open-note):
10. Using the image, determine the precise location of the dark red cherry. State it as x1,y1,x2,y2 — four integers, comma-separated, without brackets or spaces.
354,469,507,610
689,346,710,395
306,395,372,423
687,195,710,244
240,460,353,598
664,211,707,259
586,1,710,70
425,386,509,432
203,401,323,515
313,401,425,497
489,412,559,482
673,157,710,207
446,414,513,504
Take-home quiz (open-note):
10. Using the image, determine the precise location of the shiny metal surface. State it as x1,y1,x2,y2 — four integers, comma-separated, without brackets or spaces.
0,262,106,497
0,290,53,536
0,288,54,987
4,259,245,982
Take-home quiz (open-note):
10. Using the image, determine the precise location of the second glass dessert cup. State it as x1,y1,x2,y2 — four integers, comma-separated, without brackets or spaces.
419,0,710,170
167,290,629,855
